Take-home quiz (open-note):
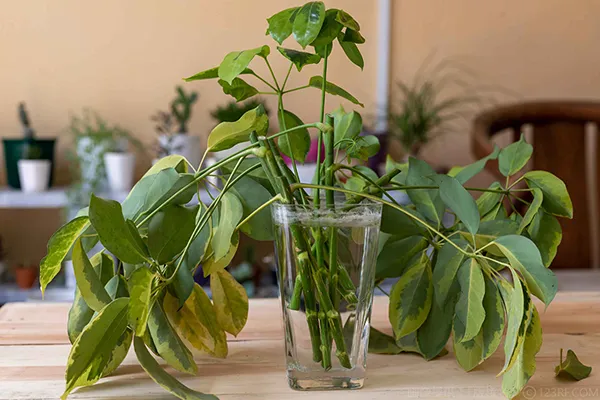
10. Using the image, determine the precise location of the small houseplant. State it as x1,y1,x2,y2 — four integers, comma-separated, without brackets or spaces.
103,126,142,192
41,3,572,400
18,139,51,192
154,86,201,167
14,262,38,290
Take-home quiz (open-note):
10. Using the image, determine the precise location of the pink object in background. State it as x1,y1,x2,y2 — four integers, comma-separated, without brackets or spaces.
281,138,325,165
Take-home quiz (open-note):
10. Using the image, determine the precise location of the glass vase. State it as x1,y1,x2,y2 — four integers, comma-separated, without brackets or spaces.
272,201,382,391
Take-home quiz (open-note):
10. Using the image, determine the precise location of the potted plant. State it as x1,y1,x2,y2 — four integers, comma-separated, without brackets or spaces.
104,126,138,192
14,262,37,290
18,140,51,192
154,86,201,168
2,103,56,189
40,3,572,400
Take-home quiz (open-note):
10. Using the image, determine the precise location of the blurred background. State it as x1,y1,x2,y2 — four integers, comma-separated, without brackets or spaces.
2,0,600,302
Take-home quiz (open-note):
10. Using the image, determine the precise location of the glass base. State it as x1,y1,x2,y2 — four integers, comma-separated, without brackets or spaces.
288,372,364,391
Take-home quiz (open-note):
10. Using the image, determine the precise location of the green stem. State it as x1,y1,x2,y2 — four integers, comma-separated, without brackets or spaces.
314,45,330,208
337,165,400,205
235,194,283,232
277,91,304,198
251,71,277,92
268,123,320,140
282,85,310,94
264,58,281,91
282,63,293,91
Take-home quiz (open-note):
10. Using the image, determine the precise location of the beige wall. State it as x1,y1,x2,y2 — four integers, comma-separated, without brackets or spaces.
1,0,600,264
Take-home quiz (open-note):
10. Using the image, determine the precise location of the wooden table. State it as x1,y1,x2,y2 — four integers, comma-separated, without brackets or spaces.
1,294,599,399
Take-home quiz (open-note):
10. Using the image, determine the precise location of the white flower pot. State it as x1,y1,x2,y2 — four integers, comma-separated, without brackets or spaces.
17,159,51,192
157,133,201,170
104,152,136,192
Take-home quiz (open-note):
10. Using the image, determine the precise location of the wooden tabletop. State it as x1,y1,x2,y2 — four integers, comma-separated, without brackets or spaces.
0,293,599,399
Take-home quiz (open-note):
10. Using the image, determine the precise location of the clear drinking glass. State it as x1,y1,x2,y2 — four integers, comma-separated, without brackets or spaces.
272,201,382,391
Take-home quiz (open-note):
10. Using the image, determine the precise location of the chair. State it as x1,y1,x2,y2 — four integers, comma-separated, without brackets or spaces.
472,101,600,269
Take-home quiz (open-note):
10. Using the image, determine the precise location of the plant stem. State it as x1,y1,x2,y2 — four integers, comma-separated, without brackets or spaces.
251,71,277,92
282,63,293,91
235,194,283,232
268,123,320,140
314,44,330,208
264,58,281,91
282,85,310,94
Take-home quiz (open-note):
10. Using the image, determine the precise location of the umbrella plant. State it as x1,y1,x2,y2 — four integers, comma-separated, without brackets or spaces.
41,2,572,399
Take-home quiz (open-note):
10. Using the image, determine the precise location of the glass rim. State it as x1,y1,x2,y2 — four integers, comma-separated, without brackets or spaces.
271,200,382,226
271,199,383,212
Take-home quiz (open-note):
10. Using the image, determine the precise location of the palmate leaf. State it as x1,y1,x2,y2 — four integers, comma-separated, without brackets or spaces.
499,134,533,177
266,7,299,45
134,337,218,400
389,251,433,339
308,76,364,106
210,269,249,336
292,1,326,48
62,298,129,399
184,66,253,82
277,47,321,71
218,78,258,102
524,170,573,218
40,216,90,293
207,105,269,152
454,258,486,343
310,8,342,47
218,45,270,85
277,110,311,163
555,349,592,381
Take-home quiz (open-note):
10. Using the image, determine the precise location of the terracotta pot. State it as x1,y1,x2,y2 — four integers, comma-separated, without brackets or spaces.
15,267,38,289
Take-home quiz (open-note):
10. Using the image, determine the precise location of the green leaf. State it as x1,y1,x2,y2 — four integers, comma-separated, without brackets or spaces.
476,182,504,216
524,170,573,218
453,310,484,371
454,258,486,342
143,155,188,177
40,216,90,294
184,66,252,82
102,329,132,377
210,269,249,336
499,134,533,177
406,157,445,227
481,277,505,360
62,298,129,399
207,105,269,152
218,78,258,102
148,205,197,264
310,8,343,47
96,254,114,286
67,288,94,344
500,268,525,375
167,262,196,311
134,337,218,400
432,239,470,307
230,177,274,241
352,165,378,182
165,284,228,358
308,76,364,106
502,307,543,398
460,219,519,256
337,32,364,69
380,204,425,237
277,110,311,162
128,267,154,337
105,275,129,299
343,28,365,43
528,210,562,267
376,237,428,279
331,106,362,146
277,47,321,71
72,240,112,312
518,188,543,233
389,252,433,338
148,302,197,374
439,175,480,235
555,349,592,381
266,7,299,45
203,232,239,277
347,135,379,161
495,235,558,306
89,195,148,264
453,146,500,185
212,193,243,260
292,2,326,48
220,157,274,192
368,327,403,354
335,9,360,31
218,45,270,84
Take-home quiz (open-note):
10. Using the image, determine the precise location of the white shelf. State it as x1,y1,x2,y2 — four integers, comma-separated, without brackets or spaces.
0,283,74,304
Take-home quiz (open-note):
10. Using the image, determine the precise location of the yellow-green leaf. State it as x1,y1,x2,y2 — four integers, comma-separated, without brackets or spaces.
72,239,112,312
555,349,592,381
432,239,469,307
142,155,188,177
518,188,543,233
128,267,154,337
202,232,239,277
308,76,364,107
67,288,94,344
455,258,486,343
102,329,133,377
499,134,533,177
40,216,90,294
500,269,526,375
210,270,249,336
164,284,228,358
212,193,243,260
207,105,269,152
524,170,573,218
528,210,562,267
218,46,270,85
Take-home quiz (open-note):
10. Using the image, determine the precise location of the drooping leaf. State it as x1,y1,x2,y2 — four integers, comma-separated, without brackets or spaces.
343,28,365,44
212,192,243,260
230,177,274,241
453,146,500,185
337,32,364,69
368,327,403,355
335,9,360,31
40,216,90,294
432,239,470,307
67,288,94,344
266,7,299,45
528,210,562,267
555,349,592,381
499,134,533,177
454,258,486,342
167,261,196,311
147,302,197,375
277,47,321,71
207,105,269,152
310,8,343,47
524,170,573,218
102,329,133,377
218,78,259,102
292,1,326,48
495,235,558,306
203,232,239,277
218,45,270,85
481,277,505,360
439,175,480,236
134,337,218,400
62,298,129,399
89,195,148,264
518,188,543,233
389,252,433,339
164,284,228,358
210,269,249,336
500,268,525,375
72,240,112,312
406,157,445,227
453,311,484,371
376,237,428,279
148,205,197,264
277,110,311,163
308,76,364,106
128,267,154,337
346,135,380,161
476,182,504,216
184,66,252,82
